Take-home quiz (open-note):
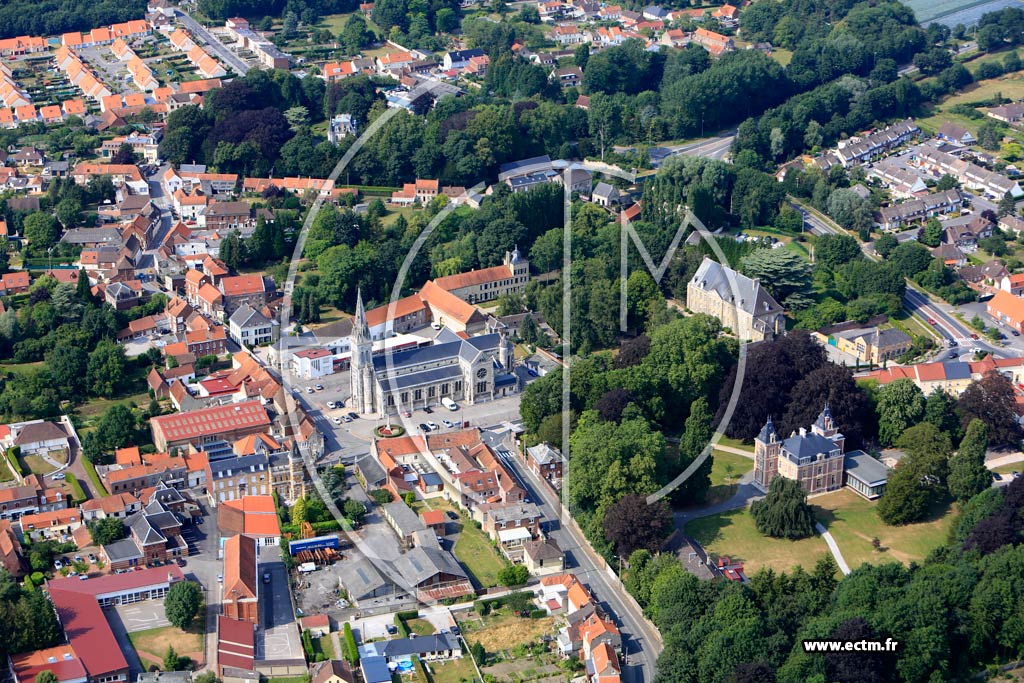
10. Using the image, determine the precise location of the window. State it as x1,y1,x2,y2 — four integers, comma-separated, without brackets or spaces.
428,386,436,398
441,383,450,394
414,389,422,400
476,381,487,393
454,381,462,392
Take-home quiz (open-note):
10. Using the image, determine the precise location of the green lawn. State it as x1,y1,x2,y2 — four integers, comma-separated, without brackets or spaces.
406,618,435,636
770,48,793,67
22,454,57,476
82,458,108,497
127,624,204,669
685,506,830,575
992,462,1022,475
429,657,480,683
452,515,507,588
813,489,954,570
314,635,336,660
704,450,753,505
715,436,754,452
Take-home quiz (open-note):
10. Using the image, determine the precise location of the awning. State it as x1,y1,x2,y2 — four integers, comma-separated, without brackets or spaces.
497,527,533,543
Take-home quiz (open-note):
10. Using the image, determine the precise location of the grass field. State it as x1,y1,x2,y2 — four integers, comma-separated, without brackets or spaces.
704,450,753,505
992,463,1022,475
429,656,480,683
452,512,507,588
770,48,793,67
685,506,830,574
127,625,204,668
460,612,555,652
406,618,436,636
715,435,754,452
813,489,954,569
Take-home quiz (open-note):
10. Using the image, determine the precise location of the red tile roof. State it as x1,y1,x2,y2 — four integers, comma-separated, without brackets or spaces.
48,588,127,678
150,402,270,443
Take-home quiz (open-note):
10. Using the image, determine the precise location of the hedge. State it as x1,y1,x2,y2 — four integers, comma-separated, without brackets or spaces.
82,458,109,497
394,614,409,637
64,473,86,504
343,623,359,665
5,447,22,478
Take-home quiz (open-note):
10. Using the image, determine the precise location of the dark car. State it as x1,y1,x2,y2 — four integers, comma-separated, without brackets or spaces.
948,351,958,359
348,412,359,420
948,339,958,347
450,626,461,636
971,333,980,340
447,510,458,520
423,406,433,414
1014,330,1021,337
386,625,398,635
419,423,431,433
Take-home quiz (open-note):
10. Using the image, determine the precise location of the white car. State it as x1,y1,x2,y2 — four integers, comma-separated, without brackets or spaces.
431,322,442,330
427,421,438,431
306,387,314,394
442,419,453,428
332,417,342,424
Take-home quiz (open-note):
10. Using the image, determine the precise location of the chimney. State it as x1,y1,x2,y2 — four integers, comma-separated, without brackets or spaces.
798,427,806,437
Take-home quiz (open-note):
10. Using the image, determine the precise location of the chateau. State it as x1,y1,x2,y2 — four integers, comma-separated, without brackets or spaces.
753,406,890,500
686,258,784,342
349,290,518,415
432,247,530,305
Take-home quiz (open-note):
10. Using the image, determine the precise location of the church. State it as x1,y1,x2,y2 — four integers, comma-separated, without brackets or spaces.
349,290,519,416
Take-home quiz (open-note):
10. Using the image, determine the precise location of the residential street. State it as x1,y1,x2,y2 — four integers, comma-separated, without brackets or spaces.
175,10,251,75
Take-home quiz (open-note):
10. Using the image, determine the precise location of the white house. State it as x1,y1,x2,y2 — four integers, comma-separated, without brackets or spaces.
292,348,335,380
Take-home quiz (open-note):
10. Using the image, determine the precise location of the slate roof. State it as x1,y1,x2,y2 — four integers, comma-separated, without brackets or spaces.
391,546,467,587
843,450,889,486
781,432,839,465
690,257,782,317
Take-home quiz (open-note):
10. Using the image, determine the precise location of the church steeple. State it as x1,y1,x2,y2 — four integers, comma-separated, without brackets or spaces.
354,287,369,342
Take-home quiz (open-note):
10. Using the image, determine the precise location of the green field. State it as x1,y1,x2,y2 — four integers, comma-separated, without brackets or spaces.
685,506,830,575
814,489,954,569
904,0,994,24
429,657,480,683
704,450,753,505
452,515,507,588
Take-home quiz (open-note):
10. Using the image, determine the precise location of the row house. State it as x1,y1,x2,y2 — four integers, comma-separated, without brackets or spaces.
688,28,735,57
186,325,228,356
102,460,188,496
875,189,964,231
0,475,68,520
866,158,928,198
17,507,82,542
912,146,1024,199
833,119,921,167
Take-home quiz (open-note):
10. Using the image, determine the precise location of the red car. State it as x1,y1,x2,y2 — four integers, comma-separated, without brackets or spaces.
928,318,936,325
971,333,980,340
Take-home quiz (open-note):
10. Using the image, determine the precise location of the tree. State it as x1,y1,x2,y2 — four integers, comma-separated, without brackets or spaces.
876,379,926,446
781,365,876,448
727,662,776,683
164,580,203,629
22,212,59,250
86,340,126,397
87,517,124,546
958,370,1022,448
602,494,672,557
920,218,943,247
878,423,952,525
35,672,58,683
924,388,961,438
948,419,992,502
815,234,861,269
739,248,813,309
497,564,530,586
999,192,1017,218
343,499,366,526
163,645,181,672
750,476,816,539
873,233,898,258
110,142,137,165
826,617,893,683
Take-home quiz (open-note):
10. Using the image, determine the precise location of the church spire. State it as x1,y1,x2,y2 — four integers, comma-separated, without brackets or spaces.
354,287,369,340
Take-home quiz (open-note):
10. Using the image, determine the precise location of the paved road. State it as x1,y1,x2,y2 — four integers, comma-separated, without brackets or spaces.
814,522,851,575
649,132,735,167
795,200,1016,359
175,10,250,75
897,41,977,77
494,440,663,683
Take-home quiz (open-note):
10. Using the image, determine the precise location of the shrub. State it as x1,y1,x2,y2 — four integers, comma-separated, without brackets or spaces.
343,622,359,664
5,447,22,477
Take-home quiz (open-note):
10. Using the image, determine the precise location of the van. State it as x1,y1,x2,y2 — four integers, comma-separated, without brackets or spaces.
441,397,458,411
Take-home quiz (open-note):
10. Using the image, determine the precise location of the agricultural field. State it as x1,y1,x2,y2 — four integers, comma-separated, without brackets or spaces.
907,0,1021,26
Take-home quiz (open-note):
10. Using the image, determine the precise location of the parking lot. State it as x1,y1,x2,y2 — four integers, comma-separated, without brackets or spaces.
115,600,171,631
257,545,305,662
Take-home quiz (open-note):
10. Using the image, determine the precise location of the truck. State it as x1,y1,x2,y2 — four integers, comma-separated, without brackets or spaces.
298,562,317,574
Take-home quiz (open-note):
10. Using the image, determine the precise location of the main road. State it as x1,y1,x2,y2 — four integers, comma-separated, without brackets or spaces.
796,201,1012,358
649,132,735,167
175,10,251,76
489,432,663,683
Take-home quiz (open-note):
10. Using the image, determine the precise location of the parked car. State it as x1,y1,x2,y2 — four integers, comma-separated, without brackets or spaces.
419,423,431,433
1013,330,1021,337
52,472,65,480
423,406,433,414
315,384,324,391
326,401,337,409
262,572,271,584
427,421,438,431
53,560,63,570
948,351,958,359
386,624,398,635
348,412,359,420
332,416,342,424
305,387,314,393
442,419,453,428
88,553,97,563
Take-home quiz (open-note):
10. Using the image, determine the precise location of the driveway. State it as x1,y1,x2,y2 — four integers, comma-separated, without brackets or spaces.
104,607,145,680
